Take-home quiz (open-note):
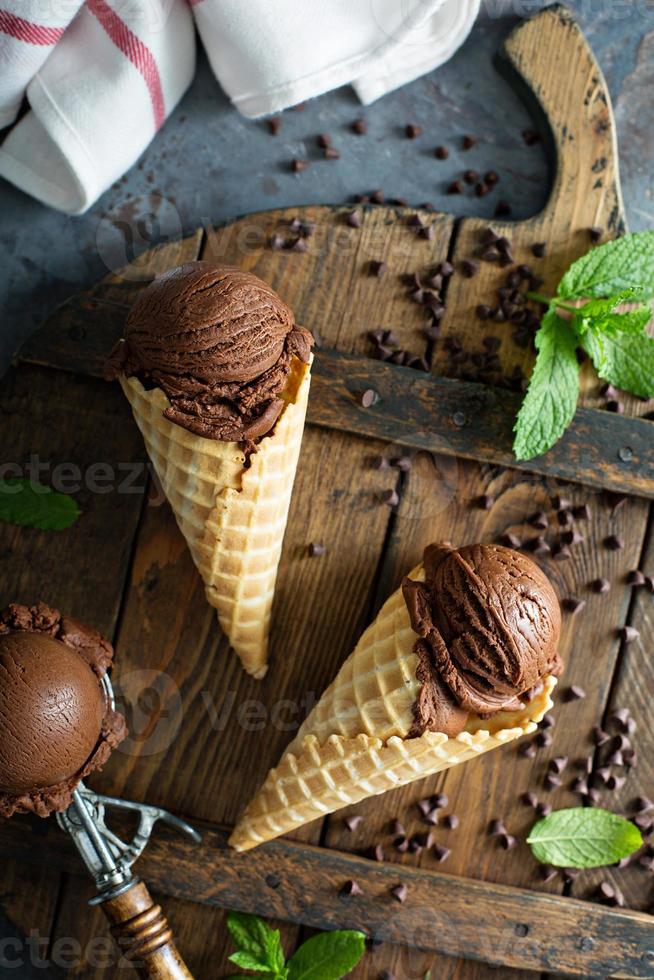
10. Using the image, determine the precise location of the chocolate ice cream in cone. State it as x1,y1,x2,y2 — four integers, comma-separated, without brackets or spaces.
107,262,313,679
230,543,562,851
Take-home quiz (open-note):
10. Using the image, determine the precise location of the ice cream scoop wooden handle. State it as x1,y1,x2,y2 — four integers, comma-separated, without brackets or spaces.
100,879,193,979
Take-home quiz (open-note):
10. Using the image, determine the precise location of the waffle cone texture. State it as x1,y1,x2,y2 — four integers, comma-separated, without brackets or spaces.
120,355,312,679
229,564,556,850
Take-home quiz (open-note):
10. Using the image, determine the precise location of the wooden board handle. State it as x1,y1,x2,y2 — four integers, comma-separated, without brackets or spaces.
100,879,193,979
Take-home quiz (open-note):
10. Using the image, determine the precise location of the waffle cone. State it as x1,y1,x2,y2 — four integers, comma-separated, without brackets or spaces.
229,564,556,850
120,356,312,678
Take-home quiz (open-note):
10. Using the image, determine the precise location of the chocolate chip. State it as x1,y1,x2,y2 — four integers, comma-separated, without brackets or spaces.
443,815,459,829
413,832,432,849
461,259,479,278
536,802,552,817
551,544,571,561
463,169,479,184
495,200,512,217
550,756,568,774
627,570,646,586
489,819,507,836
423,808,440,826
539,865,557,882
394,835,409,853
420,225,435,241
562,597,585,615
391,883,408,903
535,731,552,748
371,844,385,862
381,489,399,508
360,389,379,408
370,260,388,278
589,226,603,243
500,833,517,850
485,170,500,186
590,577,610,594
476,304,492,320
562,530,584,546
391,456,412,472
352,118,367,135
572,503,591,520
531,242,546,257
522,129,540,146
541,714,555,729
324,147,340,159
518,741,536,758
390,819,405,836
564,685,586,701
270,233,286,251
532,537,551,557
434,145,449,159
502,533,522,549
557,509,573,527
431,793,448,810
292,158,309,172
544,773,562,790
462,134,476,149
406,124,422,139
343,814,363,831
341,879,362,896
370,189,385,204
481,246,501,262
433,844,451,861
619,626,640,644
572,777,589,795
521,792,539,808
474,494,494,510
529,512,549,529
593,726,610,746
308,542,326,557
634,796,654,814
447,180,464,195
267,117,282,135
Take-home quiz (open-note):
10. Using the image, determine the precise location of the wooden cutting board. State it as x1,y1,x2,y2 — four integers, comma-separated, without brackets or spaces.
2,6,653,979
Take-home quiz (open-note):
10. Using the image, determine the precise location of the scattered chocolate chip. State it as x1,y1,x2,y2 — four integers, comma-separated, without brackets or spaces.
542,713,556,730
557,509,573,527
627,570,646,586
360,389,379,408
500,833,517,850
371,844,385,862
474,494,494,510
433,843,451,862
343,814,363,831
447,180,464,195
461,259,479,278
521,792,539,808
593,726,610,746
371,455,390,470
370,260,388,278
405,124,422,139
423,808,440,826
529,511,549,529
462,134,476,149
290,237,309,252
572,503,591,520
390,819,405,836
588,226,603,243
535,731,552,748
551,543,571,561
270,233,286,251
619,626,640,644
390,456,412,472
590,577,610,594
413,832,432,849
564,685,586,702
463,169,479,184
346,210,362,228
324,146,340,159
502,533,522,549
370,189,385,204
489,820,507,838
522,129,540,146
434,145,449,160
381,489,399,508
562,597,586,615
531,242,546,257
292,158,309,172
443,815,459,829
572,776,589,795
352,118,367,135
539,865,558,883
485,170,499,186
394,835,409,853
391,883,408,903
544,773,562,790
562,530,584,546
532,537,551,557
341,879,363,896
308,542,326,557
419,225,435,241
536,802,552,818
495,200,512,217
634,796,654,814
518,741,536,759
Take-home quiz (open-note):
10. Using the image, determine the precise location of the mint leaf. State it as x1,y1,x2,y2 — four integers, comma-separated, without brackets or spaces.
591,306,653,336
0,478,81,530
513,310,580,460
558,231,654,299
226,913,285,974
287,931,366,980
229,951,277,974
527,808,643,868
581,328,654,398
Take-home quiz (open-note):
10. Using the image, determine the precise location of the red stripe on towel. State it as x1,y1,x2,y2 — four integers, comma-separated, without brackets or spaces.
0,10,65,45
87,0,165,129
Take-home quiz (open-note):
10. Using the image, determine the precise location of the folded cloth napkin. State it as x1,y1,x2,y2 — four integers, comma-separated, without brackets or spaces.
0,0,479,214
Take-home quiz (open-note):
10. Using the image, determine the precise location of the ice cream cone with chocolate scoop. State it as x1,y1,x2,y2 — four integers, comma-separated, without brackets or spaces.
230,543,562,851
106,262,313,679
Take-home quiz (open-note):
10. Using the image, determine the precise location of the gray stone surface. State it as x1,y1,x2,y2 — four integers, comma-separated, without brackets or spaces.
0,1,653,372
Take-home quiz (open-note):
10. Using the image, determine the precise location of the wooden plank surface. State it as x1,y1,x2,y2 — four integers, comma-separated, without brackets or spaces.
1,817,652,978
1,6,653,979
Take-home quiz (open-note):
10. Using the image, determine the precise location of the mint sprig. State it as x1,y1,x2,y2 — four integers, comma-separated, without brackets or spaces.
0,478,81,530
526,807,643,869
513,232,654,460
225,912,365,980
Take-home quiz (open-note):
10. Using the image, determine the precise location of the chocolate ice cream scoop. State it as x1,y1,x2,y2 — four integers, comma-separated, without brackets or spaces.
0,603,126,818
106,261,313,444
403,543,562,737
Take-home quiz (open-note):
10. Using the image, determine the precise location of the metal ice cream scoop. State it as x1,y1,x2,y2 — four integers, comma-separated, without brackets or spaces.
56,674,200,980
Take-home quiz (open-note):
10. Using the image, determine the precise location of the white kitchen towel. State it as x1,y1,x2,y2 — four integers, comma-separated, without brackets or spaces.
193,0,480,118
0,0,479,215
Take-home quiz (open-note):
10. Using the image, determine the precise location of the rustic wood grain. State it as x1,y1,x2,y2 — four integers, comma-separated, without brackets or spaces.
2,6,652,979
1,818,652,978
